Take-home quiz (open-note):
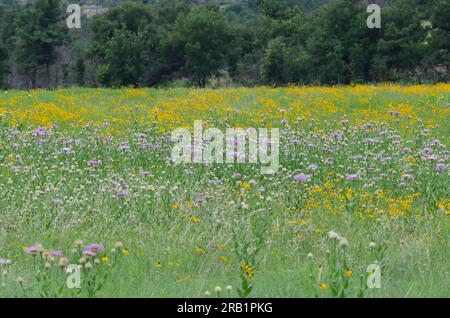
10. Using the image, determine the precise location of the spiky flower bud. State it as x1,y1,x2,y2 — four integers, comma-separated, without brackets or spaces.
339,237,349,247
328,231,339,240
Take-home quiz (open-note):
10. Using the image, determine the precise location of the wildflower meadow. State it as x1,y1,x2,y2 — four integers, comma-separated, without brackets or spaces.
0,84,449,297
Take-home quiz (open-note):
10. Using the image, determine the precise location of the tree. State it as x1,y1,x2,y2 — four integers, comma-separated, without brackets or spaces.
300,0,385,84
148,0,191,85
372,0,428,81
97,28,150,87
164,5,236,87
72,47,86,86
14,0,66,88
256,1,308,85
88,1,154,87
258,0,291,20
426,0,450,80
0,38,8,88
261,37,288,85
0,0,445,88
0,2,20,88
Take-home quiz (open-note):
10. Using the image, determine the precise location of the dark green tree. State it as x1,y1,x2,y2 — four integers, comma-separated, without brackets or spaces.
88,1,154,87
258,0,291,20
164,5,236,87
257,1,309,85
426,0,450,80
303,0,363,84
72,47,86,86
14,0,66,88
148,0,191,85
261,37,288,85
97,28,150,87
0,2,18,87
372,0,428,81
0,38,8,88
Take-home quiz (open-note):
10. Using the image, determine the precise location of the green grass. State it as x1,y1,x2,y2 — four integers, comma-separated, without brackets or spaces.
0,85,449,297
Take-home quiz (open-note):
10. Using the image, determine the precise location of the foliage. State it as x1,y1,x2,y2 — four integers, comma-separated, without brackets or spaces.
164,5,236,87
0,1,448,90
14,0,67,88
87,1,154,87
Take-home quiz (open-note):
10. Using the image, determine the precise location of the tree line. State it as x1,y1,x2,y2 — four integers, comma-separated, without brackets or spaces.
0,0,448,89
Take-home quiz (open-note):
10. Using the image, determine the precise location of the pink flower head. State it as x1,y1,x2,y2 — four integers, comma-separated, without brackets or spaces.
346,174,361,181
293,173,311,183
49,250,63,257
83,243,104,256
436,163,446,172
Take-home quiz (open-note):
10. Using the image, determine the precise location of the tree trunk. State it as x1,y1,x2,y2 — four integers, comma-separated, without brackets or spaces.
46,64,51,89
30,70,37,89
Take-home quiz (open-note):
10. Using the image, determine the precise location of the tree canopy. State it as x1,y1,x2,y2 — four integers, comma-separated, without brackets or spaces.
0,0,448,88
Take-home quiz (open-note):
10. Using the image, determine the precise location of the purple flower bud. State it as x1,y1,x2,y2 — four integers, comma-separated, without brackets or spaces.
436,163,446,172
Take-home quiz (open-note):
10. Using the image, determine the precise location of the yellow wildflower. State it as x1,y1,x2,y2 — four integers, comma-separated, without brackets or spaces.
220,256,230,264
195,247,206,254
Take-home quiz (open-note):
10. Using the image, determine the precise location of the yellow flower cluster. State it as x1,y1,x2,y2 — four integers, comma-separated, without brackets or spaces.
1,84,448,135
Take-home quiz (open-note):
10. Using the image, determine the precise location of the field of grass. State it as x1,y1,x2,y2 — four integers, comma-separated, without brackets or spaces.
0,84,449,297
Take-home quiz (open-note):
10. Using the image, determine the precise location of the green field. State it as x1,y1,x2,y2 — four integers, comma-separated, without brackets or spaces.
0,85,449,297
